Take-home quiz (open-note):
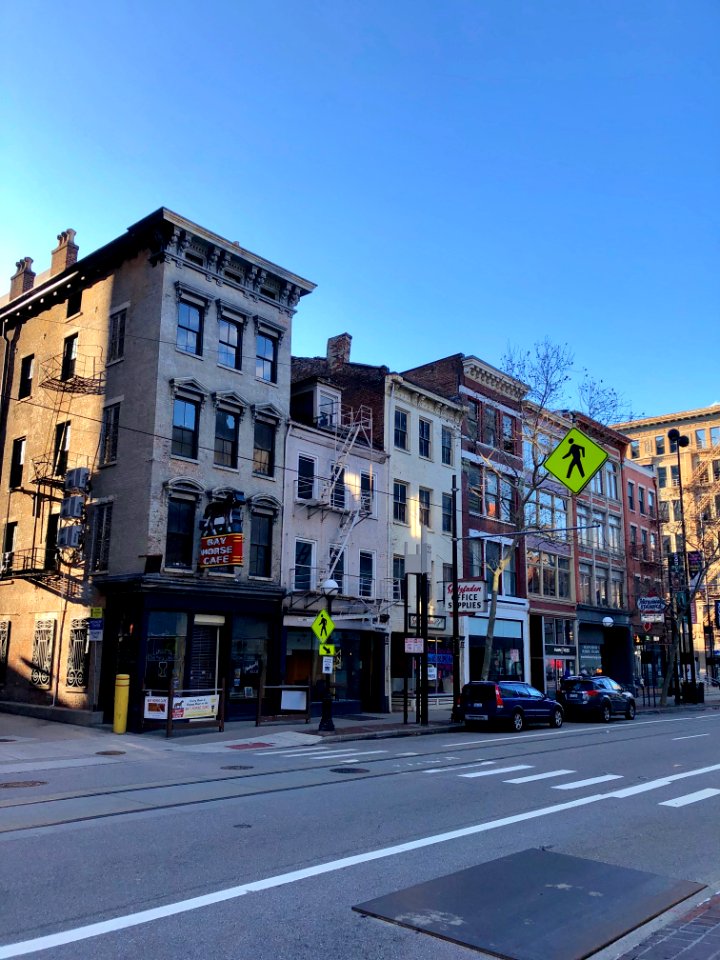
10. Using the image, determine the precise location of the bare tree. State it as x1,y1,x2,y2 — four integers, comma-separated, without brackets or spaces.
471,341,576,680
577,371,640,425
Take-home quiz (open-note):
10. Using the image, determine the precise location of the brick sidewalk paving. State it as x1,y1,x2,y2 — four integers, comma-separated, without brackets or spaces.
615,892,720,960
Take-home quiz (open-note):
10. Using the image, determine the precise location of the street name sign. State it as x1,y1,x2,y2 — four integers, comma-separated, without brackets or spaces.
543,427,608,495
637,596,667,614
312,611,335,643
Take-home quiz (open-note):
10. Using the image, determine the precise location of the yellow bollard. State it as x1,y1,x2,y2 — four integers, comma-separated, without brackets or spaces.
113,674,130,734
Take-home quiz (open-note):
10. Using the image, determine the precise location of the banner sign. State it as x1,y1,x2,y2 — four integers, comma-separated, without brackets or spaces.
198,533,243,568
143,694,219,720
445,581,487,613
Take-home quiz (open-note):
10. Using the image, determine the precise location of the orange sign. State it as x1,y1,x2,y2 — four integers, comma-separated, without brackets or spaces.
199,533,243,568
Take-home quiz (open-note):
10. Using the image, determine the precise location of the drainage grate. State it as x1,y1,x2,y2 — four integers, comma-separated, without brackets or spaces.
330,767,369,775
221,765,253,771
0,738,17,743
96,750,126,756
233,823,252,829
0,780,48,789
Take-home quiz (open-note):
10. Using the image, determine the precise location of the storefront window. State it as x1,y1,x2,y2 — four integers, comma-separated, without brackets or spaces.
229,617,268,703
145,612,188,689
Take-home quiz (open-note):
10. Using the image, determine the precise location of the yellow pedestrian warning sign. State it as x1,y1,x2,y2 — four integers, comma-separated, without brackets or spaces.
312,610,336,643
543,427,608,495
319,643,336,657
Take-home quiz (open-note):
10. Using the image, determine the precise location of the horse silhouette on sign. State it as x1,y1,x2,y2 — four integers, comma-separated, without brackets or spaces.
201,492,243,535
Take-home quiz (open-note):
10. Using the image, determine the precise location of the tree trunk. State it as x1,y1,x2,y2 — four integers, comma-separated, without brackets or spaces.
481,565,504,680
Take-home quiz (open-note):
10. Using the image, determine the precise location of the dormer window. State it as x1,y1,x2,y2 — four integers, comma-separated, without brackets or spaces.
317,389,340,428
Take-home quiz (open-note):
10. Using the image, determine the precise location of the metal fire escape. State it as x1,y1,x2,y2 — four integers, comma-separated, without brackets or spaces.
7,345,105,589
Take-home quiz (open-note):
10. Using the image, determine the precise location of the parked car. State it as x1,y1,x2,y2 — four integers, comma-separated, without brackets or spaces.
458,681,564,732
557,675,636,722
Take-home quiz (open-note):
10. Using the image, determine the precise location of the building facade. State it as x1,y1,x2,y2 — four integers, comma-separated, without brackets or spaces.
616,404,720,679
0,210,315,727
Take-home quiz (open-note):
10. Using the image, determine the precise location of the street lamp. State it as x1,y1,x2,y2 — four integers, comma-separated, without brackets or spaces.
668,428,698,693
318,578,339,732
602,616,614,629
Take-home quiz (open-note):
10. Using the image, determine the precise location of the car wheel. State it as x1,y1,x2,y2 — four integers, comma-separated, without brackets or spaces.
511,709,525,733
549,708,563,729
600,702,611,724
626,702,636,720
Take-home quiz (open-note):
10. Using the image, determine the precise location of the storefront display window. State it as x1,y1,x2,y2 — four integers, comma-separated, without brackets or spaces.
229,617,268,702
145,612,188,689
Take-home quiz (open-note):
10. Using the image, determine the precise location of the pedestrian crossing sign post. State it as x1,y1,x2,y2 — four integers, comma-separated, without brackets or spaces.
543,427,608,495
312,610,336,644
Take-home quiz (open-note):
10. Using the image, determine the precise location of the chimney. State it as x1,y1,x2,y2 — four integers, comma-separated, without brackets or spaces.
9,257,36,300
50,229,79,276
327,333,352,371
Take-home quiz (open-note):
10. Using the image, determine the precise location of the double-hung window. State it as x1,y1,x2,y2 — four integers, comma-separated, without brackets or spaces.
394,410,408,450
9,437,25,489
100,404,120,465
392,555,406,601
177,300,203,356
61,334,77,381
441,426,453,465
331,466,346,509
109,310,126,362
90,502,113,572
419,488,431,527
297,456,315,500
360,472,374,514
442,493,453,533
393,481,408,523
215,409,240,468
249,514,273,577
218,317,243,370
483,406,497,447
165,498,196,569
255,333,278,383
53,421,71,476
294,539,314,591
253,421,276,477
464,463,482,514
172,399,200,459
18,355,33,399
419,419,431,458
359,551,374,598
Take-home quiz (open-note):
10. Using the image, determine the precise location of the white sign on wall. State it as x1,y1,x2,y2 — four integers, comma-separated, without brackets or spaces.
445,580,487,613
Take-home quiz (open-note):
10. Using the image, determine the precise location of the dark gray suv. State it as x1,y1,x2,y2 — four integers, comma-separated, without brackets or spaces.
458,681,564,732
558,676,636,722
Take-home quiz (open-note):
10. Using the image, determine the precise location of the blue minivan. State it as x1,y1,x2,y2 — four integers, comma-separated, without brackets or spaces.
458,681,564,732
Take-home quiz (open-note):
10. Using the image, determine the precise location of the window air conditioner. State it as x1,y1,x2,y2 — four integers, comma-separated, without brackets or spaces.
64,467,90,492
60,495,84,519
57,525,83,548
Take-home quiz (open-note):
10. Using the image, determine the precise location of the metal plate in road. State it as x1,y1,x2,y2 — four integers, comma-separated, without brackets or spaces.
353,848,703,960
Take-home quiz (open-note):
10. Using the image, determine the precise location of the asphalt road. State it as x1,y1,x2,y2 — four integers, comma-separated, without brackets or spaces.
2,711,720,960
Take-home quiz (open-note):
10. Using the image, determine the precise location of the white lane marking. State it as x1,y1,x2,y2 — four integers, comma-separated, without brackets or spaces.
424,761,493,774
505,770,575,784
553,775,623,790
461,765,533,779
5,761,720,958
660,788,720,808
673,734,710,741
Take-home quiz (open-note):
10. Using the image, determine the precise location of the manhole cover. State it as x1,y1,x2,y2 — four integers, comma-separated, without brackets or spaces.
96,750,126,756
0,781,48,789
233,823,252,829
221,765,253,771
330,767,369,775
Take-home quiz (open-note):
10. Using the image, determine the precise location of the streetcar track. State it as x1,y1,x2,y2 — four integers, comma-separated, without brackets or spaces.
0,715,716,832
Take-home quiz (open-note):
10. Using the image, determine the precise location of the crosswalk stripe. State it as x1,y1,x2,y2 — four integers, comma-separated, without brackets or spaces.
553,775,623,790
660,788,720,808
461,765,533,779
505,770,575,784
424,761,494,774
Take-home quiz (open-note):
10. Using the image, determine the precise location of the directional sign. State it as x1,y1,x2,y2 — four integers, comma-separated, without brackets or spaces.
637,596,667,614
318,642,336,656
543,427,608,495
311,610,335,643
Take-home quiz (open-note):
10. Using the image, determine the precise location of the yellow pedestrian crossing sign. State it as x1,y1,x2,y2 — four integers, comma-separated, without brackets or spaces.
312,610,336,644
543,427,608,495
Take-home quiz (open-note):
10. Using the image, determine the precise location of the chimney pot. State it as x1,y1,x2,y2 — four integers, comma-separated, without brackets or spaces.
9,257,35,300
327,333,352,371
50,229,79,276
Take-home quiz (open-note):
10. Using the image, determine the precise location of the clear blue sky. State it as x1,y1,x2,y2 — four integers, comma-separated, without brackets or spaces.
2,0,718,418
